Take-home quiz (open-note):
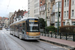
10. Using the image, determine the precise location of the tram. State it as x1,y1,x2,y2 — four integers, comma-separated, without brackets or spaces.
10,17,40,40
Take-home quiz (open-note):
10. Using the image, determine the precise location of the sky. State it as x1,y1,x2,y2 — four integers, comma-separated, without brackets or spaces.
0,0,28,17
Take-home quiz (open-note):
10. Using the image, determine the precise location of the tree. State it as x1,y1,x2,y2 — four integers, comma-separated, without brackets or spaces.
39,18,46,29
45,26,56,33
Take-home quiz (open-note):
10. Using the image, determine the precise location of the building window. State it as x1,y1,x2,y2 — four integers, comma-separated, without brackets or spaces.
18,15,22,20
56,2,61,8
55,12,58,17
34,0,38,2
64,0,66,7
56,2,58,8
55,23,57,27
67,11,69,17
40,5,45,11
72,22,75,25
72,10,74,17
59,2,61,7
55,22,60,27
63,22,65,26
59,12,61,17
72,0,74,5
34,9,39,13
67,0,69,6
64,11,66,17
34,3,39,8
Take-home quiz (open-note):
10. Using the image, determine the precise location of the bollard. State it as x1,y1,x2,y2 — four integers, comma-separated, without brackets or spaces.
73,33,75,41
55,32,57,38
42,33,43,36
45,32,46,36
48,32,49,37
51,32,52,38
60,33,61,39
66,33,67,40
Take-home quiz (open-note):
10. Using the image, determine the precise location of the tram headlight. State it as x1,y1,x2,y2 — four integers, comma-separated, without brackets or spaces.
26,32,29,34
39,32,40,35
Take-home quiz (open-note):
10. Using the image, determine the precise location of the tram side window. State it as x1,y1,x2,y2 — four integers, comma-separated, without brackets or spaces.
19,24,22,32
23,23,25,30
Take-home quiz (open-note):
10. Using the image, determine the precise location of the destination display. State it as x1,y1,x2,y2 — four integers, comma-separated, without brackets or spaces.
29,20,38,22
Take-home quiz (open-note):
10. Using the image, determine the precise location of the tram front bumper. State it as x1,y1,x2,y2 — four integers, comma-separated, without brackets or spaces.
25,35,40,40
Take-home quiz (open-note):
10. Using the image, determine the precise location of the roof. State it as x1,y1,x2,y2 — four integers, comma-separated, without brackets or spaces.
0,17,2,19
10,17,38,26
5,18,8,19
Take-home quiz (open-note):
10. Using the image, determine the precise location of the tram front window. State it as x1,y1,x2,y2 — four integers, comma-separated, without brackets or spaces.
30,26,38,32
29,23,39,32
27,22,39,32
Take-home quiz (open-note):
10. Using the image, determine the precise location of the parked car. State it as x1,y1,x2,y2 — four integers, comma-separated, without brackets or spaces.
0,27,2,30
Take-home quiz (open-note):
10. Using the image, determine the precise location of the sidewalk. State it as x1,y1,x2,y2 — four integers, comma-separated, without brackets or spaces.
40,36,75,50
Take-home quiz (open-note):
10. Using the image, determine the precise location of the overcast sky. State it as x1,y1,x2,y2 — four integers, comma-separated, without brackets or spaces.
0,0,28,17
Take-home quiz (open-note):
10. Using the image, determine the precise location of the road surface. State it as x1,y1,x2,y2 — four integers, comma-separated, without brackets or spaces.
0,29,67,50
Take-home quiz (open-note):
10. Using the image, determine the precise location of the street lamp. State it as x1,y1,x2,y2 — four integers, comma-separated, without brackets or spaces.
40,0,47,35
57,1,60,34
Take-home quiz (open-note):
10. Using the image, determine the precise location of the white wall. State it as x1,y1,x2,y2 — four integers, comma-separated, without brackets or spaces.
34,0,39,17
28,0,34,17
55,0,61,2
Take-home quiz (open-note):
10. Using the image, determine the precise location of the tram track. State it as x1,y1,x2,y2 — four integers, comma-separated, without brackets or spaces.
3,31,67,50
3,31,26,50
1,31,10,50
5,31,46,50
28,41,46,50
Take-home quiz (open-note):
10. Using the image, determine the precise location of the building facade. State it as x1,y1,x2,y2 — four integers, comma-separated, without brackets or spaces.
4,18,9,28
55,0,62,28
55,0,75,28
9,10,27,24
28,0,55,26
0,17,9,28
34,0,40,17
23,11,28,18
28,0,40,17
49,0,55,26
28,0,34,17
40,0,46,19
9,12,14,25
40,0,55,26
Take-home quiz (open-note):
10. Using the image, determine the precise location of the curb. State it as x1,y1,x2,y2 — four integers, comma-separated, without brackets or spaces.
40,38,75,50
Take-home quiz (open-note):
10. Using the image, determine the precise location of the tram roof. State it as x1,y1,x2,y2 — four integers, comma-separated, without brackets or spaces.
10,17,38,26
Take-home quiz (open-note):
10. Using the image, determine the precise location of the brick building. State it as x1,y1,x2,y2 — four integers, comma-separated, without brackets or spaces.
54,0,75,28
9,9,27,24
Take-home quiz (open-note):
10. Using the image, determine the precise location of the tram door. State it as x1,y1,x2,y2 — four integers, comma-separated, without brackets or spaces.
22,23,26,37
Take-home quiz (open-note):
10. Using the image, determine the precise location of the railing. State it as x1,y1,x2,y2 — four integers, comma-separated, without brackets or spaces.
41,32,75,41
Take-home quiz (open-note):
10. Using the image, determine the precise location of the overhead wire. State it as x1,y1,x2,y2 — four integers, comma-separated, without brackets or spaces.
5,0,11,17
6,0,11,13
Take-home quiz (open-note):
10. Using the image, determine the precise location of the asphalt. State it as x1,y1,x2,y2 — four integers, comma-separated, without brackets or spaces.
0,29,67,50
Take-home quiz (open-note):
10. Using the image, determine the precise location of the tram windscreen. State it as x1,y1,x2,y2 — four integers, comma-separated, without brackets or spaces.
29,23,39,31
27,19,39,32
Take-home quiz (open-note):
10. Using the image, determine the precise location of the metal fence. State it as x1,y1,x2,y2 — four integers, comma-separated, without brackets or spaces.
41,32,75,41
